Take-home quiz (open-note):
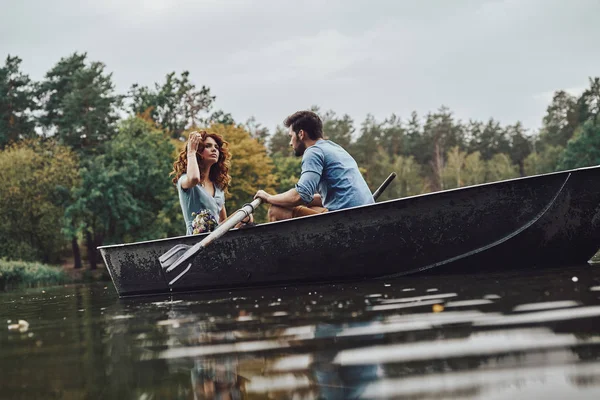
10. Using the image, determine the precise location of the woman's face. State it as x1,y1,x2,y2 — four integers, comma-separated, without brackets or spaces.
200,136,220,166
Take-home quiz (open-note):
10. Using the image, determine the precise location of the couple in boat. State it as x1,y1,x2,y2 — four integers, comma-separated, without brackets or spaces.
171,110,374,235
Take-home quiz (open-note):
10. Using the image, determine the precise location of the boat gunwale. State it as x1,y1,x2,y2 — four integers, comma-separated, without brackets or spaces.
97,165,599,250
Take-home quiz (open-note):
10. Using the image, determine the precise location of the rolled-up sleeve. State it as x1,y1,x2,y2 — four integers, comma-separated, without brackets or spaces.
295,147,324,204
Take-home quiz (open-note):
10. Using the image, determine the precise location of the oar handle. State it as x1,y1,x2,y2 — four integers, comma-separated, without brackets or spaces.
373,172,397,201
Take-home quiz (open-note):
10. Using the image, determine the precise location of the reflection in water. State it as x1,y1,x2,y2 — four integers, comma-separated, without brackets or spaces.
1,265,600,398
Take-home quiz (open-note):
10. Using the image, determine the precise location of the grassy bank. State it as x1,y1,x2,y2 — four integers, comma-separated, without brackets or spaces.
0,259,69,290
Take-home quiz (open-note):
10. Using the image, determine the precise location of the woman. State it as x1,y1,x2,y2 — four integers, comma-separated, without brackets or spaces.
171,130,248,235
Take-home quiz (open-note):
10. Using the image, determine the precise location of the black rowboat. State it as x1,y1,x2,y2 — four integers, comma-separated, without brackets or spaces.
99,165,600,297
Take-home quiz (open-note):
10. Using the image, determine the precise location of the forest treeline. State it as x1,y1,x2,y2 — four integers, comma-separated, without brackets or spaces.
1,52,599,269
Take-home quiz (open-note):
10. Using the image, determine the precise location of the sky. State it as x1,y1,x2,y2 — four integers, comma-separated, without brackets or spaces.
2,0,599,135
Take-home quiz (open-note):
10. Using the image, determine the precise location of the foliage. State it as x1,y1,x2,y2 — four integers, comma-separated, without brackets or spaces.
558,120,600,170
129,71,218,139
268,125,291,156
463,151,487,186
272,155,302,193
65,117,176,249
485,153,519,182
0,55,36,148
442,146,468,189
322,109,355,149
0,259,68,290
523,145,564,175
0,139,79,263
208,123,277,222
37,52,122,155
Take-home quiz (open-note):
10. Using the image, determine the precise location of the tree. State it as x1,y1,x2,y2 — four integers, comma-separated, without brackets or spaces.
380,114,405,158
576,77,600,125
66,117,175,269
468,118,510,160
404,111,422,157
538,90,579,148
322,110,355,149
442,146,468,189
37,52,121,155
272,155,302,194
557,120,600,170
486,153,519,182
523,145,563,175
462,151,486,186
129,71,216,139
208,123,277,222
268,125,291,156
506,122,531,176
421,107,466,191
0,139,79,263
350,114,383,182
244,116,269,144
0,55,36,148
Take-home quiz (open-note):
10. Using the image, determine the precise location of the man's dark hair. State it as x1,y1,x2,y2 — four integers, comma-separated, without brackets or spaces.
283,110,323,140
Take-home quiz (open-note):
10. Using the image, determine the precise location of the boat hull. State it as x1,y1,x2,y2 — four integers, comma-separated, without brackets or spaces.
99,166,600,296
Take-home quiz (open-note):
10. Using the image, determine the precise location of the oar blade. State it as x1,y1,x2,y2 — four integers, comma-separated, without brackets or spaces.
159,244,191,271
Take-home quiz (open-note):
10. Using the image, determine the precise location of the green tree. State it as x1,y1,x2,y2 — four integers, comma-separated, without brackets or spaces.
379,114,405,158
0,139,79,263
244,116,269,144
0,55,36,148
209,123,277,222
468,118,510,160
523,145,563,175
506,122,531,176
66,117,175,269
538,90,579,148
272,155,302,193
463,151,486,186
442,146,468,189
268,125,291,156
37,52,121,155
350,114,383,182
576,77,600,124
421,107,466,191
486,153,519,182
557,120,600,170
322,110,355,149
129,71,217,139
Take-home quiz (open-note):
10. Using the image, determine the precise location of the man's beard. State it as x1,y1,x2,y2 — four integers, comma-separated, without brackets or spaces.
294,141,306,157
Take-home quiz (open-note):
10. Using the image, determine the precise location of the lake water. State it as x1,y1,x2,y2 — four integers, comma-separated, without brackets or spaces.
2,264,600,399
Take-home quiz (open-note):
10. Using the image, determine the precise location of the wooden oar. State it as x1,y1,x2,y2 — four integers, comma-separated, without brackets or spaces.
159,198,262,286
373,172,397,201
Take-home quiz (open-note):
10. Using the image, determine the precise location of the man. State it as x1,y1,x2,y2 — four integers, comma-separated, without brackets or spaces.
255,110,374,221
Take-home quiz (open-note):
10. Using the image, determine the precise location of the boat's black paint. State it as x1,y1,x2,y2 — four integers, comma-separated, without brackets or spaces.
99,166,600,297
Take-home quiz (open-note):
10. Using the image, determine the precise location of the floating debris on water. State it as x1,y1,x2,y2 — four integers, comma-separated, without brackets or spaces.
432,304,444,313
8,319,29,333
484,294,501,300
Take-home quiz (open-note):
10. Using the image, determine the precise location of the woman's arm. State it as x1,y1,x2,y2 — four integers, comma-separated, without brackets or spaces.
181,132,202,189
219,204,227,223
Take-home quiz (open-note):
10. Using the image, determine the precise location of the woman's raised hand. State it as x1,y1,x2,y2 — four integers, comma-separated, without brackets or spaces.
187,131,202,154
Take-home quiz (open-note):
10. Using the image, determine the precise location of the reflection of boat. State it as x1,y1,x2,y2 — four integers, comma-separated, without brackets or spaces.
99,165,600,297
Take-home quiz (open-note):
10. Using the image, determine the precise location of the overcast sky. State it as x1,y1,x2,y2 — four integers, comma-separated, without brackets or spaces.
2,0,599,134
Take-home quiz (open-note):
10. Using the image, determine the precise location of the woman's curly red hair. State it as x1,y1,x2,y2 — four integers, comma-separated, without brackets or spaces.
170,130,231,193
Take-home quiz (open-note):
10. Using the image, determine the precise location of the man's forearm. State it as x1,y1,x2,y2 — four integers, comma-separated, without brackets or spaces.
268,188,305,208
